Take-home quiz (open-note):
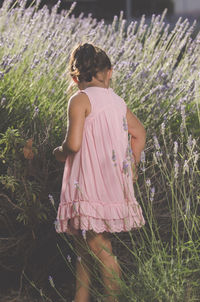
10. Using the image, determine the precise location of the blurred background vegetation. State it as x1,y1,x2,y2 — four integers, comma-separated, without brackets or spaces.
0,0,174,20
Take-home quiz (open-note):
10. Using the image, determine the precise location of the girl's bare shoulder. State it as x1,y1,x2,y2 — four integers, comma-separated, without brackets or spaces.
68,91,90,109
67,91,91,117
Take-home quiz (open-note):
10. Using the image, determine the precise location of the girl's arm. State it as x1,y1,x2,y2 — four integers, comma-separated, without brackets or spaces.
53,92,88,162
126,107,146,164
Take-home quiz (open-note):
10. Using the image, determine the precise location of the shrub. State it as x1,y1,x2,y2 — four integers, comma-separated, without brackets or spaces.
0,0,199,301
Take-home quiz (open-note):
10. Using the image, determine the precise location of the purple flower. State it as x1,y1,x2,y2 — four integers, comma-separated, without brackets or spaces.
194,151,199,165
126,145,134,162
146,179,151,187
139,69,149,79
155,151,162,158
140,151,145,163
150,187,155,202
174,161,179,179
77,256,81,262
151,186,155,194
187,135,196,150
74,180,79,188
153,136,160,150
181,105,186,125
33,106,39,117
54,219,59,231
69,1,77,12
1,97,6,106
123,116,128,131
173,141,178,157
82,229,86,240
48,276,55,287
48,194,54,206
112,150,116,162
180,123,184,134
67,254,71,262
122,160,129,175
183,160,189,175
161,123,165,136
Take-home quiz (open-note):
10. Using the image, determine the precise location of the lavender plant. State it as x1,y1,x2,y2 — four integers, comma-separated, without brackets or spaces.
0,0,199,301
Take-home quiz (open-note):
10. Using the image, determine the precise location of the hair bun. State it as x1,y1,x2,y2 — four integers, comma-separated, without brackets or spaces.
79,43,96,66
81,43,95,54
69,43,111,83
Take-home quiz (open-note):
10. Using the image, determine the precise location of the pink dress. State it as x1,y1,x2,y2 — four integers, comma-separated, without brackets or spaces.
56,87,145,234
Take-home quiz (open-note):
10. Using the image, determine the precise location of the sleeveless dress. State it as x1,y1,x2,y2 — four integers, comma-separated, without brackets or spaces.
56,87,145,234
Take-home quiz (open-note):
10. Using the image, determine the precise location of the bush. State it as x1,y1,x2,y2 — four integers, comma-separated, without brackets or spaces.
0,0,199,301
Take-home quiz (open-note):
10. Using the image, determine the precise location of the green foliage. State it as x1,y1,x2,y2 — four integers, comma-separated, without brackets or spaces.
0,175,18,192
0,1,199,301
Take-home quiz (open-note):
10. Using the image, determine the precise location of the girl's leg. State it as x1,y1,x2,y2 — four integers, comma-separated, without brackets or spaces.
73,232,93,302
87,231,121,302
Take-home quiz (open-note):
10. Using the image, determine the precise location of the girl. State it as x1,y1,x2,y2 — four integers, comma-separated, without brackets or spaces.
53,43,146,302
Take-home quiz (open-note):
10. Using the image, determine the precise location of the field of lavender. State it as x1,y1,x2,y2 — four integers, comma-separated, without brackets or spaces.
0,0,199,301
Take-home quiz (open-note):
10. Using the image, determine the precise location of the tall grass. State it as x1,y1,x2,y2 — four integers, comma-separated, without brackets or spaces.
0,0,199,301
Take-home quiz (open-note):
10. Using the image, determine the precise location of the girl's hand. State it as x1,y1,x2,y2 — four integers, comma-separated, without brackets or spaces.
53,146,67,162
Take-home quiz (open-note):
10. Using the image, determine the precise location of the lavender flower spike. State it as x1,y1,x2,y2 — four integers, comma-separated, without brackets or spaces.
122,160,129,175
112,150,116,162
153,136,160,150
174,161,179,179
183,160,189,175
54,219,59,231
146,179,151,187
173,141,178,157
74,180,79,188
48,276,55,287
1,97,6,106
161,123,165,136
150,186,155,202
82,230,86,240
194,151,199,165
123,116,128,131
112,150,117,166
141,151,145,163
67,254,71,262
48,194,54,206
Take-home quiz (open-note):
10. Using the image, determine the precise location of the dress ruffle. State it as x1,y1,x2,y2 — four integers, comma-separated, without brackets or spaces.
56,200,145,233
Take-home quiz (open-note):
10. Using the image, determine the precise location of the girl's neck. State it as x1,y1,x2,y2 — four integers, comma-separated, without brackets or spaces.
79,83,108,90
78,76,110,90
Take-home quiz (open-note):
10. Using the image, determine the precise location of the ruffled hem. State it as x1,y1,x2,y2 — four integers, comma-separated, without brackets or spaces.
55,216,145,234
55,200,145,234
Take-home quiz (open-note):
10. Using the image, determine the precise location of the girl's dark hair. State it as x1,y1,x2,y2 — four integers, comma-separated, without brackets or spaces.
69,43,112,82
